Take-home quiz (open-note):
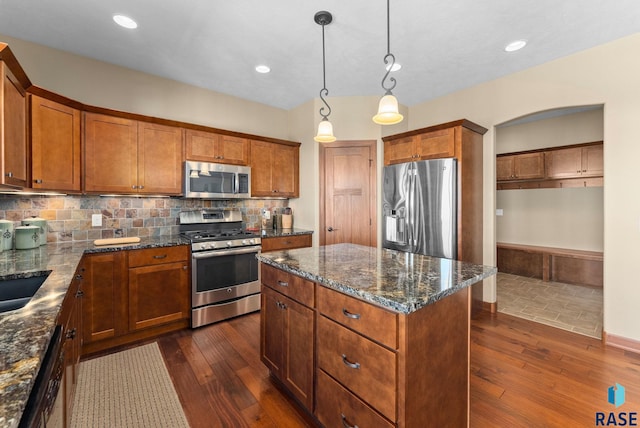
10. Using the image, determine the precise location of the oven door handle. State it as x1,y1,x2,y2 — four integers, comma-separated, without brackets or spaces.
192,246,261,259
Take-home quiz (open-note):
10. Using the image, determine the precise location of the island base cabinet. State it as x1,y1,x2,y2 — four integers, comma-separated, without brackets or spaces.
260,285,314,412
316,370,394,428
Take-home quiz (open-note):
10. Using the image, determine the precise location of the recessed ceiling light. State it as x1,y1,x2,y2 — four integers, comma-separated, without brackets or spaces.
386,62,402,72
505,40,527,52
113,14,138,29
255,65,271,74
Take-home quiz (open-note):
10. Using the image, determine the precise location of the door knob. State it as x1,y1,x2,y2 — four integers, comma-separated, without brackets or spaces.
327,227,338,232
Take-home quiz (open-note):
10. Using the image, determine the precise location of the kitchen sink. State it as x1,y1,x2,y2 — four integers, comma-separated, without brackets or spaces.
0,273,51,313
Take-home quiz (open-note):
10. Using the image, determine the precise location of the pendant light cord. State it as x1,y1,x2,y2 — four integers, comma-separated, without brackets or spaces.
319,20,331,120
381,0,397,95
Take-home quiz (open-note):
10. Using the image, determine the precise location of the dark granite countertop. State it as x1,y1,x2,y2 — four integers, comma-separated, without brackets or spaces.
0,236,187,428
257,243,497,314
259,228,313,238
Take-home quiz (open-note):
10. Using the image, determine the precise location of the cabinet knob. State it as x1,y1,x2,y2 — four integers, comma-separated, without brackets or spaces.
132,185,138,189
277,280,289,287
34,179,43,184
153,254,168,259
342,308,360,319
341,354,361,370
5,172,13,178
139,185,144,189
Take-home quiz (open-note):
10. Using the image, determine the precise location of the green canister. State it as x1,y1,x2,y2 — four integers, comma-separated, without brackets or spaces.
15,225,40,250
0,219,13,251
21,216,47,246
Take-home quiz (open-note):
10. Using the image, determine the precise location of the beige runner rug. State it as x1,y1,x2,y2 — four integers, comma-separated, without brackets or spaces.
71,342,189,428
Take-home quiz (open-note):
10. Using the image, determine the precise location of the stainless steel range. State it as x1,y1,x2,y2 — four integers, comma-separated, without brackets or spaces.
179,209,261,328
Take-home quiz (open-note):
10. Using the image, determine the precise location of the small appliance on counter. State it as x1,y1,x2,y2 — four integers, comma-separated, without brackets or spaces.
0,219,13,250
282,207,293,229
21,216,47,246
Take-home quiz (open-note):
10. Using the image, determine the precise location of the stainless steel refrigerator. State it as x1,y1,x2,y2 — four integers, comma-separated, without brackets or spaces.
382,158,457,259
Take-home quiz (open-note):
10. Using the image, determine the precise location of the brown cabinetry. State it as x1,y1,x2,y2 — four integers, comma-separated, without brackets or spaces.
546,144,603,178
260,264,314,410
61,263,83,427
185,129,249,165
1,45,29,188
261,233,312,253
81,246,190,355
84,113,184,194
496,152,544,181
250,140,300,197
30,95,81,192
384,127,455,165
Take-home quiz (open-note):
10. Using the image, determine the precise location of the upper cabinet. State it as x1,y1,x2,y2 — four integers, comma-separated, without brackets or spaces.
84,113,184,194
185,129,249,165
497,141,603,190
496,152,545,181
30,94,82,192
1,44,30,188
384,127,454,165
250,140,300,198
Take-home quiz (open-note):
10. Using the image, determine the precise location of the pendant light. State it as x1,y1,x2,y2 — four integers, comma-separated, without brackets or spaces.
313,11,336,143
373,0,404,125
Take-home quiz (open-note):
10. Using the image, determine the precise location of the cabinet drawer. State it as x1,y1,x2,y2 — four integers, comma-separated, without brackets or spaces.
261,234,311,252
261,263,314,307
317,286,397,349
316,369,394,428
317,316,396,421
128,246,189,267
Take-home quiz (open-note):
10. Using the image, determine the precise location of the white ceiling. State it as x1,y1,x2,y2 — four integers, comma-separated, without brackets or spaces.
1,0,639,110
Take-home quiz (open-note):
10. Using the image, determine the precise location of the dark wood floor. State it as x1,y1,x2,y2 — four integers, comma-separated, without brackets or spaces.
156,311,640,427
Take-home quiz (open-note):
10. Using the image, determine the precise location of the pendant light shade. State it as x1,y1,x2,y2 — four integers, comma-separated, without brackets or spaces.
373,0,403,125
313,11,336,143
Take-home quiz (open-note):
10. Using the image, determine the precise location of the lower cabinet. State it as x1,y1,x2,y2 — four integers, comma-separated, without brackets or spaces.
260,265,315,411
81,245,190,355
261,233,312,253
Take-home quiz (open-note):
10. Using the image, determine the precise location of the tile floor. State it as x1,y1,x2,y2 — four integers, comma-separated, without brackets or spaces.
497,272,603,339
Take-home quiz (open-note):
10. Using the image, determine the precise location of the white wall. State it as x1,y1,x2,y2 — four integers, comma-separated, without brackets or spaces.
496,109,604,251
407,33,640,343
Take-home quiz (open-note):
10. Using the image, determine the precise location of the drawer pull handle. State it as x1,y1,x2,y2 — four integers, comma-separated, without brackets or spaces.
341,414,359,428
341,354,360,370
277,280,289,287
153,254,168,259
342,308,360,320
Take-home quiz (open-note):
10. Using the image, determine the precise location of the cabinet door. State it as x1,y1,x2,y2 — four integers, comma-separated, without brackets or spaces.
496,156,515,181
581,144,603,177
128,260,189,331
271,143,299,197
513,152,544,179
82,252,127,344
260,286,285,376
282,294,315,410
30,95,81,191
546,147,582,179
218,134,249,165
261,234,312,253
137,121,183,194
415,127,455,160
1,63,27,187
185,128,219,162
250,139,274,196
84,113,138,193
383,136,415,165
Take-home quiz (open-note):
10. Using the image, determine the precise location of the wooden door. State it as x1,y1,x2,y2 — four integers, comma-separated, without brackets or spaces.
546,147,582,178
260,287,285,376
128,260,189,331
30,95,81,191
513,152,544,179
415,128,455,160
250,139,274,196
320,141,376,247
496,155,515,181
272,143,299,197
82,252,126,345
137,121,183,194
283,295,315,411
1,63,27,187
84,113,138,193
218,134,249,165
581,144,603,176
383,136,414,165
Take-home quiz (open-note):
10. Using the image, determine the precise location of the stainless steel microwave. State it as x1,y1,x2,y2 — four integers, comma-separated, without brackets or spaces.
184,161,251,199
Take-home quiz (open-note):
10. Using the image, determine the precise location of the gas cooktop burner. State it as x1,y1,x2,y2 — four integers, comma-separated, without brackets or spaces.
181,229,259,242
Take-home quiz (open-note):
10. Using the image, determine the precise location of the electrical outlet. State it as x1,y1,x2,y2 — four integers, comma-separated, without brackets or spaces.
496,209,504,216
92,214,102,227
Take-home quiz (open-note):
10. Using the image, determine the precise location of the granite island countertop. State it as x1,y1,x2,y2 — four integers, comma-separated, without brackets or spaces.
258,227,313,238
0,236,187,428
257,243,497,314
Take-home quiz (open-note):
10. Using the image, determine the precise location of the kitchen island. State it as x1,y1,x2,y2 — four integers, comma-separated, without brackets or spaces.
257,243,497,428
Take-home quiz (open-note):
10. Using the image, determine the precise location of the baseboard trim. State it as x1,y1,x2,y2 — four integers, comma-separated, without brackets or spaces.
603,331,640,354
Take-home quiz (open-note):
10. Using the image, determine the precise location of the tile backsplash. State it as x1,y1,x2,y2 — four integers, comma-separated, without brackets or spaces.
0,195,288,243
